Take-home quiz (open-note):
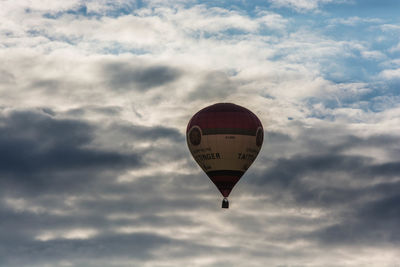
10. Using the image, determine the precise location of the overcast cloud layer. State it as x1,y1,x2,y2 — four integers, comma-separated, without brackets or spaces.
1,0,400,266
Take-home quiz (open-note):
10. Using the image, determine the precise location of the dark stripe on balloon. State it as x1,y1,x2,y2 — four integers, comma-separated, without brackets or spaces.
202,128,257,136
207,171,244,198
206,170,245,177
207,174,242,198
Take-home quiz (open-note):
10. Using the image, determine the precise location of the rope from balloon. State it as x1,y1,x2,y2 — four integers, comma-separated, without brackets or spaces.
222,197,229,209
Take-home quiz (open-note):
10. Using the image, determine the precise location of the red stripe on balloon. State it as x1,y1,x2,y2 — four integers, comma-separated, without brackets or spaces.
187,103,262,133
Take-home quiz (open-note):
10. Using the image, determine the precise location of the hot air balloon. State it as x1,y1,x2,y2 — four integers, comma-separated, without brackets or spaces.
186,103,263,208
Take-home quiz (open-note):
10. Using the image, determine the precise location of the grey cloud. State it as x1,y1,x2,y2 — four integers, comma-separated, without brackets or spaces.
0,232,172,267
0,108,217,266
29,78,88,95
2,0,399,265
326,134,400,155
311,192,400,245
103,62,182,91
0,229,238,267
0,69,15,84
39,107,57,116
251,153,370,188
247,130,400,246
0,174,208,244
57,171,217,218
253,131,400,186
0,106,189,196
1,108,399,266
112,121,185,143
0,186,234,267
31,79,63,90
265,131,291,143
250,132,400,203
0,110,143,194
187,71,237,100
0,114,398,266
65,105,122,117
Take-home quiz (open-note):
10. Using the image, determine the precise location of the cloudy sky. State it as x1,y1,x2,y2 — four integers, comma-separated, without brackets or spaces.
1,0,400,266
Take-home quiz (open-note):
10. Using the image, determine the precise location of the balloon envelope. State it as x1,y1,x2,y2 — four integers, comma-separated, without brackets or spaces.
186,103,263,198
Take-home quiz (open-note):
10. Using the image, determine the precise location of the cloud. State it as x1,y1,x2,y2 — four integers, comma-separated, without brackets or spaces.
1,110,400,266
25,0,82,12
389,42,400,53
267,0,343,12
380,68,400,80
1,0,400,266
245,127,400,248
0,110,144,193
0,107,207,266
65,105,122,117
187,71,237,100
0,231,173,266
102,61,183,91
328,16,382,26
0,69,15,85
107,121,184,142
381,23,400,32
312,193,400,245
0,109,185,196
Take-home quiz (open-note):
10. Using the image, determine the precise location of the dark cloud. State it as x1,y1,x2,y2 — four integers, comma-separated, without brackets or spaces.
0,189,233,267
0,228,239,267
0,110,143,193
252,131,400,189
31,78,63,90
0,109,188,197
39,107,57,116
65,105,122,117
0,108,216,266
0,232,171,267
112,121,185,143
1,108,399,265
29,78,91,96
252,153,370,188
247,130,400,246
187,71,237,100
0,173,210,243
103,62,182,91
265,131,291,143
311,192,400,245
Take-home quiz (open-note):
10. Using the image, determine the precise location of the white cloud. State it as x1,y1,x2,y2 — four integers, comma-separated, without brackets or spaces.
0,4,320,132
35,229,98,241
380,68,400,80
389,42,400,53
381,23,400,32
361,50,386,60
0,0,81,13
328,16,382,26
255,11,289,30
0,2,389,135
267,0,346,12
170,6,260,33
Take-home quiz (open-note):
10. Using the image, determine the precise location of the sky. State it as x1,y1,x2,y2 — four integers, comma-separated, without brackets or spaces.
0,0,400,266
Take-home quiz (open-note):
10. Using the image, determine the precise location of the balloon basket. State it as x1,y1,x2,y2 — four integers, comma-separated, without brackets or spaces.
222,198,229,209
